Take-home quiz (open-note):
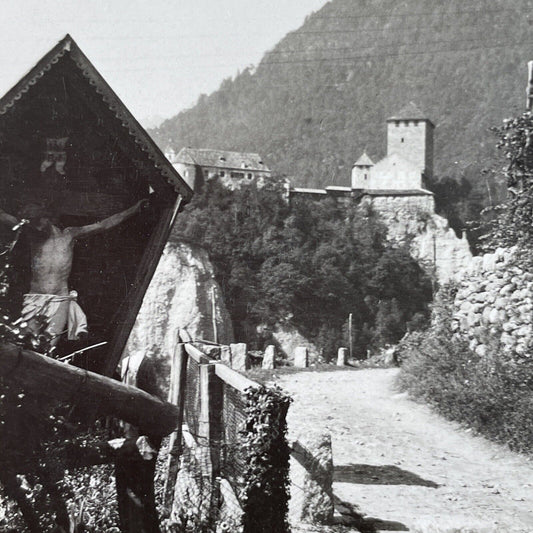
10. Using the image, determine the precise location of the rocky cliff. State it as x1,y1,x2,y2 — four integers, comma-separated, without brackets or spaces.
121,241,234,397
364,196,473,283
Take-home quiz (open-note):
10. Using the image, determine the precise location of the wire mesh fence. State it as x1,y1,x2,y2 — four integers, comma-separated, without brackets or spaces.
163,344,252,532
161,342,294,533
183,355,200,439
219,382,247,495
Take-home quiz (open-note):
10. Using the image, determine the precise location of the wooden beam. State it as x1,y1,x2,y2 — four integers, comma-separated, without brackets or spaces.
162,343,188,510
103,195,182,377
183,343,212,365
0,343,178,437
213,362,257,393
183,343,258,392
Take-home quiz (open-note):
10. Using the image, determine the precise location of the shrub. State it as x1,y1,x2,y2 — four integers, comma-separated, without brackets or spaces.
397,301,533,454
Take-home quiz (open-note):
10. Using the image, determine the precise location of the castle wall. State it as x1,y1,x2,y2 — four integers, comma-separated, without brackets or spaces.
370,153,424,189
365,193,435,214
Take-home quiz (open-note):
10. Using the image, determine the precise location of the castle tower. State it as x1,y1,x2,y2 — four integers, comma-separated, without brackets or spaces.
386,102,434,181
351,152,374,189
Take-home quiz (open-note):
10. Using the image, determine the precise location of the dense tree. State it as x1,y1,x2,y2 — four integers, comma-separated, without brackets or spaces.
480,111,533,252
172,178,432,359
150,0,529,217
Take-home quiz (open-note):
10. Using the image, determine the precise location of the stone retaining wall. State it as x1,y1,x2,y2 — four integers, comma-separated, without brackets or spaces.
452,247,533,357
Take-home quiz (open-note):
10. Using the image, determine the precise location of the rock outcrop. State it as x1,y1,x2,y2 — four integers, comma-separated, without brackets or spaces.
365,195,473,283
451,247,533,358
271,324,320,363
122,241,234,397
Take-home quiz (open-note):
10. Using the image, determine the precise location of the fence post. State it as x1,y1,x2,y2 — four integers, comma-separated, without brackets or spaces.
163,343,188,510
199,364,223,479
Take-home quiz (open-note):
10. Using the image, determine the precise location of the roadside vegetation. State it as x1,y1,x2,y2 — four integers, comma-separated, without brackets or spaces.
397,111,533,454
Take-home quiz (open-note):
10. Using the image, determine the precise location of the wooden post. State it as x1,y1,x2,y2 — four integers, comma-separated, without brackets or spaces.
527,60,533,111
211,287,218,344
115,445,160,533
198,363,223,509
163,344,188,510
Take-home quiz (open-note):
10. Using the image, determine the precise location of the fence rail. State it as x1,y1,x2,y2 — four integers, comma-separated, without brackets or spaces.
164,338,289,532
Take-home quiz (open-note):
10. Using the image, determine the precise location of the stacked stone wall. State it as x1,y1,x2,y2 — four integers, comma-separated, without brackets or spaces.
452,247,533,357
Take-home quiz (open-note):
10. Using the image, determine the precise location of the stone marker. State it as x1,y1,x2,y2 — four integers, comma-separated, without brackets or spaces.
229,343,250,371
262,345,276,369
294,346,309,368
220,345,232,366
293,433,334,525
337,347,348,366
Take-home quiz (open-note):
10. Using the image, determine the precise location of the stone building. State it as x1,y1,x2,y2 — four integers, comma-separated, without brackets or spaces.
290,102,435,209
352,104,433,190
166,147,271,192
289,103,472,283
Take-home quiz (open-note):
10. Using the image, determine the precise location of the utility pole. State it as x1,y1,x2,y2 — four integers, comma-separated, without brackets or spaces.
211,286,218,344
348,313,353,360
526,61,533,168
527,60,533,111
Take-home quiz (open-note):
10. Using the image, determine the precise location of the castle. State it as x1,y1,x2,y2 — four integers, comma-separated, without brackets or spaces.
288,103,472,282
164,104,472,282
288,102,435,213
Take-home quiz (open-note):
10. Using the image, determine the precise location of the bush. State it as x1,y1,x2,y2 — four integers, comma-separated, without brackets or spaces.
397,299,533,454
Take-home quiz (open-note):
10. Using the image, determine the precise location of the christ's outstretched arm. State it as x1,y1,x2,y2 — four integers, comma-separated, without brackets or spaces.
69,199,148,239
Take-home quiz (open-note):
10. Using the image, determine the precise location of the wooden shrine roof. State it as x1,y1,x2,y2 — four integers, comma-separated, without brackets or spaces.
0,34,192,202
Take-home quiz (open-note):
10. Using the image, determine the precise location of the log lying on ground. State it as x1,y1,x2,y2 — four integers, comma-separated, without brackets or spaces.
0,343,178,437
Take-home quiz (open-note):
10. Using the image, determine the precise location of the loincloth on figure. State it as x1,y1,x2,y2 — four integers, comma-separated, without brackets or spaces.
17,290,88,341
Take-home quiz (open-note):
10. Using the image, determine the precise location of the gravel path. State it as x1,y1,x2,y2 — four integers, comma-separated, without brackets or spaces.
278,368,533,533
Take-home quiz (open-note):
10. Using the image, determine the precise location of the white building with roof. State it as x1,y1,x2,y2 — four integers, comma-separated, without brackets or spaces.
166,147,271,192
351,102,434,191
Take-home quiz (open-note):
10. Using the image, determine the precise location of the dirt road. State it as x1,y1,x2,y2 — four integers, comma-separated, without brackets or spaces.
278,368,533,533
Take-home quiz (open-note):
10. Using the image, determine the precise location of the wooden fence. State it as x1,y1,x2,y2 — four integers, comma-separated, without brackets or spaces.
162,341,260,529
0,340,290,532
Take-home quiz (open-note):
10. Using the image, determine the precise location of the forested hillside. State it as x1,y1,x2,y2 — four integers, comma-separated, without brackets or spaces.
151,0,533,215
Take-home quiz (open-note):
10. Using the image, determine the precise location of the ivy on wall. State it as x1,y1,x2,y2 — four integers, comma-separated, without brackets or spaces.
240,385,292,533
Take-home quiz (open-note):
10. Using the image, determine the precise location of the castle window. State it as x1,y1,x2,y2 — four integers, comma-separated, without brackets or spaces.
364,173,368,180
395,121,400,127
247,173,253,179
220,171,225,177
401,138,404,143
413,120,418,126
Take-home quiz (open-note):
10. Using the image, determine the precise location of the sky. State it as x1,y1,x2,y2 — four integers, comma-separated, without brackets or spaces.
0,0,329,127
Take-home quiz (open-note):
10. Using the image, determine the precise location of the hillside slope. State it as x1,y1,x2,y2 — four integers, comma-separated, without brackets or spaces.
151,0,533,208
